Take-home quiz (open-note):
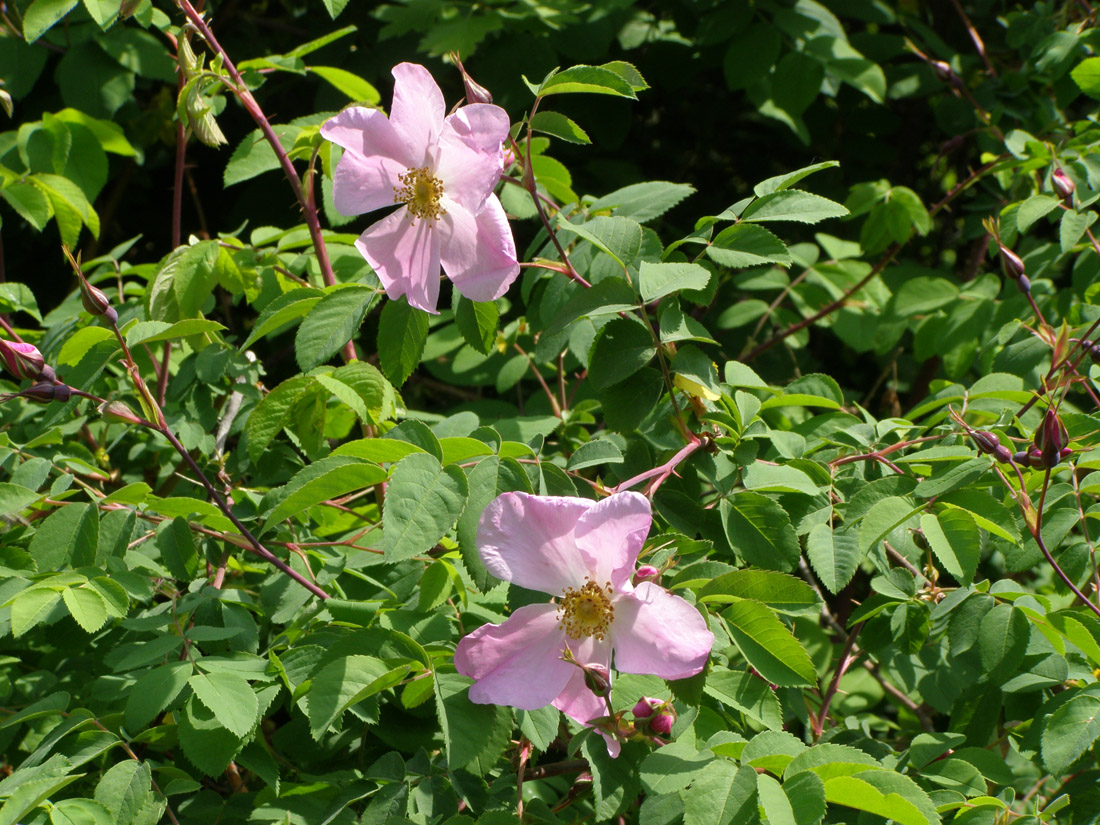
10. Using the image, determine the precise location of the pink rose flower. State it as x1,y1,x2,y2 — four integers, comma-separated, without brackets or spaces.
320,63,520,314
454,491,713,756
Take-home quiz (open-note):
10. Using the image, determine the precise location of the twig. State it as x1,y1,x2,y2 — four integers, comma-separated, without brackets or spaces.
948,0,997,76
813,622,863,739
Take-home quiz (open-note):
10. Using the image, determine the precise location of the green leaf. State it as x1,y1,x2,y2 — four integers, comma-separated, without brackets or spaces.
378,296,429,386
979,604,1030,684
61,586,108,633
224,125,300,187
177,695,243,777
307,654,392,738
0,483,40,517
383,453,469,561
703,667,783,730
0,183,53,231
1042,693,1100,774
566,439,624,471
188,672,259,738
434,671,513,772
699,569,818,615
262,456,387,528
742,189,849,224
921,510,979,584
240,288,321,349
588,181,695,222
155,516,198,580
124,662,193,731
682,761,758,825
556,215,643,269
1072,56,1100,99
754,162,841,197
0,774,81,825
721,492,800,571
246,374,315,463
125,319,225,347
28,503,99,570
32,172,99,245
722,597,817,687
805,524,862,594
529,111,590,144
742,462,819,496
587,318,655,389
309,66,379,103
320,0,349,18
707,223,791,268
295,285,377,371
1016,194,1060,233
322,361,397,426
823,772,935,825
537,65,638,99
93,761,152,825
638,261,711,303
50,799,112,825
22,0,78,42
455,296,499,356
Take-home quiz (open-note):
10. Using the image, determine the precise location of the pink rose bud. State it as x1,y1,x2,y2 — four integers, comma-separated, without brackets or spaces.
632,697,675,735
502,146,516,171
0,338,46,382
998,243,1025,279
633,565,660,586
1053,167,1075,204
581,662,611,697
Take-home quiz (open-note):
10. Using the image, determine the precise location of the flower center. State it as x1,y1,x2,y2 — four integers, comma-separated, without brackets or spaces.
559,580,615,641
393,166,445,223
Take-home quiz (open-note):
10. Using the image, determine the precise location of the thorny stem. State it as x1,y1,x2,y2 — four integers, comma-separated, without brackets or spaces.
608,438,704,497
173,0,341,308
523,759,589,781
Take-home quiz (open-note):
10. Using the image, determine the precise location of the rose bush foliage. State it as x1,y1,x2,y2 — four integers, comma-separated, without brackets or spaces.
3,2,1100,825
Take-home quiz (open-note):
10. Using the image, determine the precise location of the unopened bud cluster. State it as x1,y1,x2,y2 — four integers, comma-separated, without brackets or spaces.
0,338,72,404
632,697,676,736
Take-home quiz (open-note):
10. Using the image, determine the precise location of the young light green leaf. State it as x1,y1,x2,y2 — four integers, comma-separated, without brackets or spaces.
309,66,380,103
920,510,979,584
22,0,78,42
742,190,849,224
707,224,791,268
61,586,108,633
638,261,711,303
529,111,590,144
538,65,637,99
262,456,387,528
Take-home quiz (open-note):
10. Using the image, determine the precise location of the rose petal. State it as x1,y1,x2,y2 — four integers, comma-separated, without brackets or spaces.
389,63,445,166
330,149,406,218
444,103,511,153
356,209,442,313
573,491,652,589
455,603,574,710
320,106,407,165
477,492,596,594
610,582,713,680
438,196,520,303
435,132,504,213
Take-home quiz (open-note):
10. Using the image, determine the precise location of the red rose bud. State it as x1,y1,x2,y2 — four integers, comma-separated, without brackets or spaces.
632,697,676,736
581,662,611,697
633,565,660,586
1027,446,1047,469
0,338,46,381
998,243,1025,279
1053,167,1075,204
1061,446,1074,461
971,430,1001,456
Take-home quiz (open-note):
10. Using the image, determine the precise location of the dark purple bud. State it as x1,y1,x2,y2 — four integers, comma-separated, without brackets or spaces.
971,430,1002,456
992,445,1014,464
633,565,660,586
1053,167,1075,204
1090,343,1100,366
1013,450,1029,465
581,662,611,697
452,55,493,104
78,277,114,319
998,243,1025,279
1035,409,1069,467
21,381,66,403
632,697,676,736
37,364,56,383
0,338,46,381
1016,275,1031,294
1027,446,1047,469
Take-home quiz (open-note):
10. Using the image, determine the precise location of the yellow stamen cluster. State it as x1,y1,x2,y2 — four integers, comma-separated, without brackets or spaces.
393,166,445,223
559,579,615,641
